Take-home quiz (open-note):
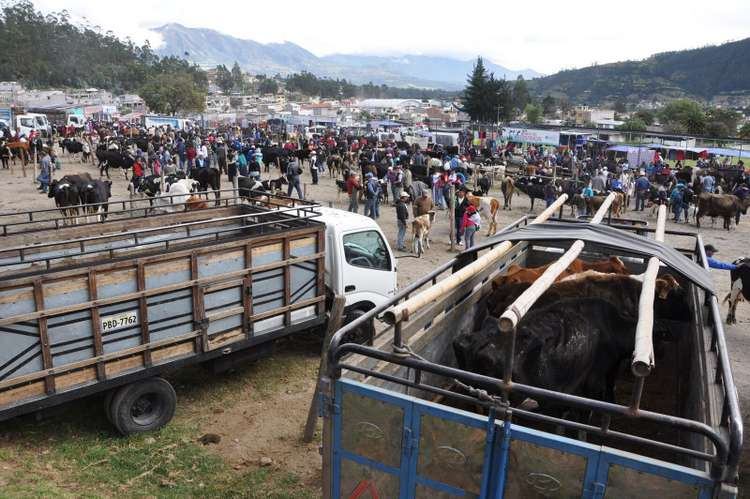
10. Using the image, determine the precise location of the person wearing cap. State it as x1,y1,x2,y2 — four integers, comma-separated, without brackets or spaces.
216,138,228,175
704,245,737,270
461,204,481,248
309,150,319,185
391,165,404,204
395,192,410,251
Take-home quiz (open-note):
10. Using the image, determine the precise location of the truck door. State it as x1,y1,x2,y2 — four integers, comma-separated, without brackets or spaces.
340,230,397,304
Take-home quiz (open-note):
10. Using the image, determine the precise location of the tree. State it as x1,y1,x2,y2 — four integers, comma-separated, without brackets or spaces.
541,95,556,116
739,122,750,140
462,57,512,122
705,108,740,138
659,99,706,134
618,117,647,131
215,64,233,94
512,75,530,113
258,77,278,95
231,62,244,91
524,103,542,124
139,73,206,115
633,109,655,125
462,57,489,122
614,99,627,114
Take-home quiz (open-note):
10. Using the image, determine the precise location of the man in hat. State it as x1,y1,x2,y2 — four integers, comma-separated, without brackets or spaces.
704,245,737,270
634,171,650,211
395,191,410,251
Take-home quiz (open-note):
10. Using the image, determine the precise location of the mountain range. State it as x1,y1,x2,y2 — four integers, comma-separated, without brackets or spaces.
153,23,540,90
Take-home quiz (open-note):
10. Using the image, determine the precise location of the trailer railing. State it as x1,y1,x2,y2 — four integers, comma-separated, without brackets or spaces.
326,215,742,484
0,201,323,277
0,189,317,236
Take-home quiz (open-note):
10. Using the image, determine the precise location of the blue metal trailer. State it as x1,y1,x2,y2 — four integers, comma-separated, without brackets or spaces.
322,214,742,498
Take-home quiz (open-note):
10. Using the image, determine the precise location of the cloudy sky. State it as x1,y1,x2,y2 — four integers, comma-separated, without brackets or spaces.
33,0,750,74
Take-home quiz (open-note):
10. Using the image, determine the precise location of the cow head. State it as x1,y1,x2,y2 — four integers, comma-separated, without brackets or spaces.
47,180,58,198
655,274,681,300
105,180,112,199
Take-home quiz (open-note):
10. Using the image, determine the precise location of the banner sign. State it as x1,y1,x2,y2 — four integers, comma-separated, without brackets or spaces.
502,127,560,146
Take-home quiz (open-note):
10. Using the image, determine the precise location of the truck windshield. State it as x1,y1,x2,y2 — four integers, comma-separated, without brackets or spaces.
343,230,391,271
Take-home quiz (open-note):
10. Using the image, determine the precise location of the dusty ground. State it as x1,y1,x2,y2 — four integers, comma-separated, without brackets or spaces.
0,150,748,495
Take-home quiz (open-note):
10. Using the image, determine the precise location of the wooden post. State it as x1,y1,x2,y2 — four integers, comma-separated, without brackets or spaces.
631,204,666,378
302,295,346,443
233,175,239,205
449,184,455,251
384,194,568,325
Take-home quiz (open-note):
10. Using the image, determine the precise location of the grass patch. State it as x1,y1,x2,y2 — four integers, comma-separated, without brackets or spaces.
0,339,322,497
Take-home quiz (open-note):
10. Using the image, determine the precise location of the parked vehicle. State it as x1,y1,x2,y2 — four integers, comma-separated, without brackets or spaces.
0,192,397,434
321,200,742,498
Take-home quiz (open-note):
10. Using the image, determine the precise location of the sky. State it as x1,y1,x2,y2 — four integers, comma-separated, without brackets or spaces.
32,0,750,75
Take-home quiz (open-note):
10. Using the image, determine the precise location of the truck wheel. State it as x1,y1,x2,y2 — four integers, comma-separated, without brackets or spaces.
109,377,177,436
342,309,375,345
104,390,115,424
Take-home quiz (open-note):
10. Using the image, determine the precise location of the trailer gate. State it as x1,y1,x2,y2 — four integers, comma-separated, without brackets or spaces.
333,379,714,499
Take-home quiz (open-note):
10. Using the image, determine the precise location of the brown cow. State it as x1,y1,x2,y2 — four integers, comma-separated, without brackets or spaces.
492,256,629,289
501,176,515,210
185,195,208,211
696,193,750,230
486,270,681,320
586,192,624,219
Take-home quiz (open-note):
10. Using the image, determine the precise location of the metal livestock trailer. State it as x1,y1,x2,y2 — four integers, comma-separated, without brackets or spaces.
320,196,742,498
0,194,327,434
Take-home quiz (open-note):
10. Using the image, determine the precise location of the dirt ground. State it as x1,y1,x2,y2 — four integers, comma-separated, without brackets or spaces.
0,150,749,494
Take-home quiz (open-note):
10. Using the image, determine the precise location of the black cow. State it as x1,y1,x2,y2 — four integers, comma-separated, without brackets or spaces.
79,179,112,221
60,138,84,157
237,176,266,201
131,174,163,199
726,258,750,324
477,176,491,196
48,179,81,223
99,150,135,179
454,298,637,411
190,168,221,206
514,176,548,212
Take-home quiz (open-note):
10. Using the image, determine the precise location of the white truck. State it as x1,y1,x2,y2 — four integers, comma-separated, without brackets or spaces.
0,194,397,434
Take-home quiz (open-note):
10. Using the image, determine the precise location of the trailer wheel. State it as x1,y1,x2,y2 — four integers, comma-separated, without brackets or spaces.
342,309,375,346
103,390,115,424
110,377,177,435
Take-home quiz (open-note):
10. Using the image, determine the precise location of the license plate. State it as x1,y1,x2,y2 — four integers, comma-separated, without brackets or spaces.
100,310,139,333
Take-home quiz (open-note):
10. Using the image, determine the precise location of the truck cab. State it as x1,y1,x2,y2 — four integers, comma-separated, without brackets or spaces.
313,207,398,316
67,114,85,129
15,113,51,138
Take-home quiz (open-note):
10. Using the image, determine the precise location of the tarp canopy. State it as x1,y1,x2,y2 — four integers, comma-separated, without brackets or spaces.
485,222,713,292
705,147,750,159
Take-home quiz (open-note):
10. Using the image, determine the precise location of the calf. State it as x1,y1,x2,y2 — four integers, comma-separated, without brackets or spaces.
185,195,209,211
411,212,434,257
725,258,750,324
466,192,501,235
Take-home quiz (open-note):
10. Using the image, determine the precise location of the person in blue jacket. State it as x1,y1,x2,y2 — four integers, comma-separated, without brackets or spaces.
704,244,737,270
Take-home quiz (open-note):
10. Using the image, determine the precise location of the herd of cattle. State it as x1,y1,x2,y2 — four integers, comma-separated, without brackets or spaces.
453,256,688,416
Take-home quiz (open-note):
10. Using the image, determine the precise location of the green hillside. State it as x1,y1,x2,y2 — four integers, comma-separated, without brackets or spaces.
530,38,750,104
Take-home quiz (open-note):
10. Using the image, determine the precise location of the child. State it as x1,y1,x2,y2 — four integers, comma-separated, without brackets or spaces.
461,205,481,248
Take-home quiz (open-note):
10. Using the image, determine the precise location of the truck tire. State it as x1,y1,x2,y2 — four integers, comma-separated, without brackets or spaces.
104,390,115,424
109,377,177,435
342,309,375,345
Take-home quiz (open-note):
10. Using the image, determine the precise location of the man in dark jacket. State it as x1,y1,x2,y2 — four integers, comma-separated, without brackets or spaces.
286,157,303,198
455,186,469,246
396,192,410,251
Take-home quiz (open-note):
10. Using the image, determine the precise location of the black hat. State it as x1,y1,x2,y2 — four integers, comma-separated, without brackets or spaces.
704,244,718,254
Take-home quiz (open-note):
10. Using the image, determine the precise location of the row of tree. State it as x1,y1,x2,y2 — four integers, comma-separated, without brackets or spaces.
0,1,208,114
618,100,750,138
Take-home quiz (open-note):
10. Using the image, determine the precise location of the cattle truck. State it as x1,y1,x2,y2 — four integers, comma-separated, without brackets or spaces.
321,196,742,498
0,192,397,434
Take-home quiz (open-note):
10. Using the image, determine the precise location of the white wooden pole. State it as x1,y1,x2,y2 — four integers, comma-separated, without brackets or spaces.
498,192,616,333
631,204,666,377
384,193,568,324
